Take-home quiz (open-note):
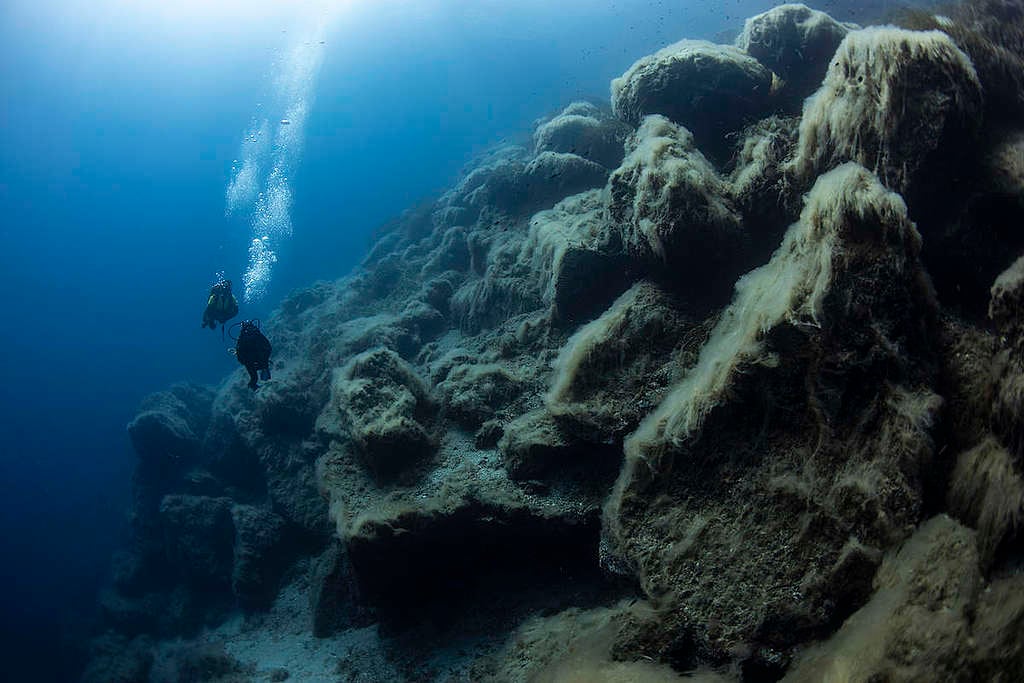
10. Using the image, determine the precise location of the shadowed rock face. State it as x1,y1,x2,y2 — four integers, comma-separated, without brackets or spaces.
89,4,1024,682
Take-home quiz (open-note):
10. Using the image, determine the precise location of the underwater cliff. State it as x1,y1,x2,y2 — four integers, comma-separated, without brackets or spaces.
85,2,1024,681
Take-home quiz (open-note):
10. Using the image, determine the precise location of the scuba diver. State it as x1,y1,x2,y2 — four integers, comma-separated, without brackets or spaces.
233,319,272,391
202,279,239,334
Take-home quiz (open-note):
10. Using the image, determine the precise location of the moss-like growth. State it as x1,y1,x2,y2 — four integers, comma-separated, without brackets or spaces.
607,115,747,300
547,281,700,437
791,27,982,193
451,189,624,332
990,255,1024,341
625,163,923,457
602,164,939,661
947,437,1024,568
991,257,1024,461
785,516,980,683
438,362,525,427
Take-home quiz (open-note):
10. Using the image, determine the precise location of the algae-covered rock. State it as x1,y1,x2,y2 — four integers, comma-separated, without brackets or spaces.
991,256,1024,462
603,164,939,662
729,115,802,254
737,3,850,107
611,40,773,161
344,494,602,618
791,27,982,194
318,348,436,480
534,101,630,169
990,255,1024,342
451,189,625,332
519,151,609,211
230,504,290,609
438,145,607,219
971,573,1024,681
947,437,1024,569
128,384,214,466
607,115,747,300
498,410,575,480
309,539,369,638
90,4,1024,681
437,361,524,428
784,515,980,683
547,281,700,437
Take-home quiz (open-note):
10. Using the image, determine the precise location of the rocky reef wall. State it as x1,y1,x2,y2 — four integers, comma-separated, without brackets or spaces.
85,3,1024,682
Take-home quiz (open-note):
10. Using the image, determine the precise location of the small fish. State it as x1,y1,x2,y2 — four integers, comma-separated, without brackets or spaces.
280,119,291,125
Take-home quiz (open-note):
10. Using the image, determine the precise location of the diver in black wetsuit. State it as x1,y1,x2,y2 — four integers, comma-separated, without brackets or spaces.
234,320,272,391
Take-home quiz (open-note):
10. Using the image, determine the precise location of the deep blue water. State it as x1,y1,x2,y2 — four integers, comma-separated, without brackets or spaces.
0,1,800,678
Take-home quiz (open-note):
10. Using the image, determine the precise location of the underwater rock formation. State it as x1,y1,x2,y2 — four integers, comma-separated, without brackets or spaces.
608,115,749,300
611,40,774,162
87,3,1024,682
534,101,630,170
737,3,853,109
791,26,983,195
603,162,940,665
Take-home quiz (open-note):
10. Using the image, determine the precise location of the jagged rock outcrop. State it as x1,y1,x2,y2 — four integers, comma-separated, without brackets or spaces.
317,347,437,481
546,280,703,438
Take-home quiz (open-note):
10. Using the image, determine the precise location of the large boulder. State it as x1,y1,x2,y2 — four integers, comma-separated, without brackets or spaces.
607,115,748,300
450,189,626,332
309,540,370,638
603,164,939,665
519,151,608,211
611,40,774,162
497,408,623,493
947,437,1024,569
546,281,700,438
128,384,214,466
534,102,630,169
317,348,436,480
791,27,982,196
784,516,981,682
991,256,1024,461
736,3,851,107
437,145,607,218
